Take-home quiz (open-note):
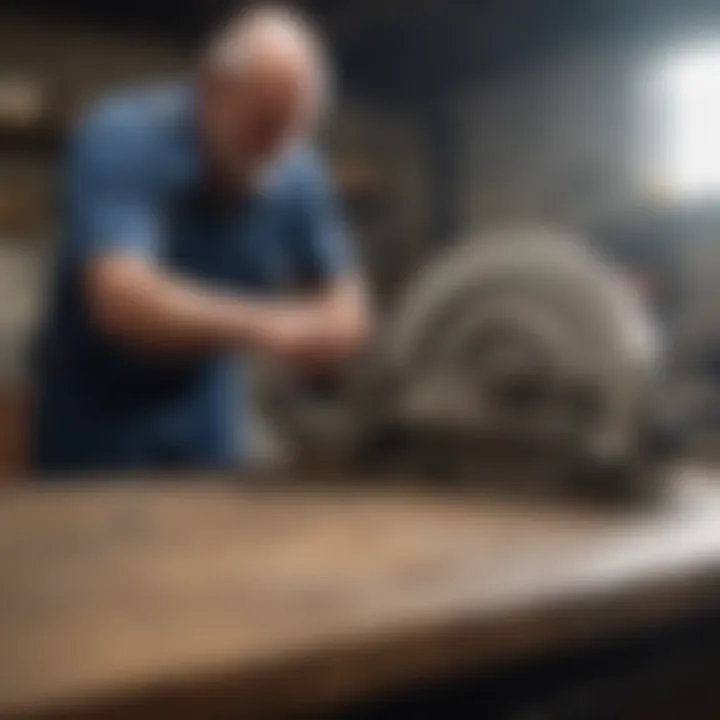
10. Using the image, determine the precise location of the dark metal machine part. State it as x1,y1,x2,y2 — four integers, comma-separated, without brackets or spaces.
257,227,664,502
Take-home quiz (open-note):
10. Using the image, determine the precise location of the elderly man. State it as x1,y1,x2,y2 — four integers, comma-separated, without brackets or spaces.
32,6,370,474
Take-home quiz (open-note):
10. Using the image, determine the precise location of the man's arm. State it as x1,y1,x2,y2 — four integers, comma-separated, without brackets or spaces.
85,255,263,354
85,254,370,361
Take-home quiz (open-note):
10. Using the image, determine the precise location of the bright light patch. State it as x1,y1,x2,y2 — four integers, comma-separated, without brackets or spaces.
664,48,720,199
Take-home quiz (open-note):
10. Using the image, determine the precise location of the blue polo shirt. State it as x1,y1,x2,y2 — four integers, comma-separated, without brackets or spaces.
33,83,352,474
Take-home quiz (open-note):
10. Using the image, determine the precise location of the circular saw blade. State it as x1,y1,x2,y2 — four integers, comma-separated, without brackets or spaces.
375,226,660,456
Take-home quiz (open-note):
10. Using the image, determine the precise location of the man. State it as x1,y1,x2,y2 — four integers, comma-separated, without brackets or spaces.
32,6,371,474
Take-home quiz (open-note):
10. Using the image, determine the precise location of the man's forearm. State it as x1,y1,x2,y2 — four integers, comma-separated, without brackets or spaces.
85,256,371,361
85,256,269,355
271,278,372,363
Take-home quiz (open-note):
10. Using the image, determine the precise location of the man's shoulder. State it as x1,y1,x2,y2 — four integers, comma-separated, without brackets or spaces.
70,83,191,181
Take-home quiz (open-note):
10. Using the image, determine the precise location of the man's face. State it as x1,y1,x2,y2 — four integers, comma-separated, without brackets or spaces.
200,63,312,188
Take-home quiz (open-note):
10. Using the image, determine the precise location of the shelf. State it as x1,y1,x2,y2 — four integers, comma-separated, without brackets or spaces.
0,121,64,156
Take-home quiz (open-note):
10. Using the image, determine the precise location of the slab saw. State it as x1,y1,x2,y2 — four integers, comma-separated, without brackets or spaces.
257,226,668,502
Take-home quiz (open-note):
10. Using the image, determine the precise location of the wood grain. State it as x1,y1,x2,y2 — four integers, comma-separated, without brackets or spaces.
1,469,720,718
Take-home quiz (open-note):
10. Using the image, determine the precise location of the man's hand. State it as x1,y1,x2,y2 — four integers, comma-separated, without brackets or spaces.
248,305,325,359
248,279,372,366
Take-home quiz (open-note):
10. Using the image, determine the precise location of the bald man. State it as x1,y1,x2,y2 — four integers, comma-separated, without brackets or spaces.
33,7,370,475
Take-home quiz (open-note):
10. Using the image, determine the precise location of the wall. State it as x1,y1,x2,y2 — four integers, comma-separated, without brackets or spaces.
453,42,649,233
0,17,190,241
0,18,189,111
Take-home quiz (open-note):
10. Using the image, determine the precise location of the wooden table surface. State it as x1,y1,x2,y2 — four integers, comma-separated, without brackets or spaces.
2,470,720,718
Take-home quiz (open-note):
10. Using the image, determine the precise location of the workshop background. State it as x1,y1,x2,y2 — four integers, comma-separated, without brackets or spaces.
1,0,720,479
5,3,720,718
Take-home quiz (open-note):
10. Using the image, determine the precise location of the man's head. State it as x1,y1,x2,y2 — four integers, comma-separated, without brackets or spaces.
198,4,330,189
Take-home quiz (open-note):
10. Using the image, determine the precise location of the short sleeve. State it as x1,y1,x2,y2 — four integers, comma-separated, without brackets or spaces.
288,154,355,286
66,108,161,262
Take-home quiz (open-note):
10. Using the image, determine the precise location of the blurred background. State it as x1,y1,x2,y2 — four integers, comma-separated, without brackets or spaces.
1,0,720,478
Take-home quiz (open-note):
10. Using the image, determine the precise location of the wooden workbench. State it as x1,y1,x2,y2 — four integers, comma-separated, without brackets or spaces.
2,470,720,718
